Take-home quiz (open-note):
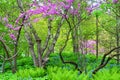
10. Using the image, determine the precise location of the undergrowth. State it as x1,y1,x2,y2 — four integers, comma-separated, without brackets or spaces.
0,53,120,80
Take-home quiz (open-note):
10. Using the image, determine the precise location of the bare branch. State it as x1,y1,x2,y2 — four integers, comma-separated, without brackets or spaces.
93,46,120,74
59,18,82,73
0,37,10,58
43,18,64,60
42,18,52,54
93,53,120,74
17,0,24,12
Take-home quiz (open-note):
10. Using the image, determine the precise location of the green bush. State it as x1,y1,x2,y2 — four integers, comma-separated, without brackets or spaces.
16,68,46,79
92,67,120,80
17,57,33,66
0,71,17,80
47,66,88,80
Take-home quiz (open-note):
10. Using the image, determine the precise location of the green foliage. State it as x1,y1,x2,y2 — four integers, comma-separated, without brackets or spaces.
17,57,33,66
92,10,103,17
0,71,17,80
46,52,78,69
92,67,120,80
16,68,46,79
0,53,120,80
80,17,96,40
47,66,81,80
17,57,33,70
3,57,33,71
100,3,112,12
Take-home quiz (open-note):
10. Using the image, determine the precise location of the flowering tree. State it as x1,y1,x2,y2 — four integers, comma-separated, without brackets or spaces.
12,0,86,70
0,0,26,73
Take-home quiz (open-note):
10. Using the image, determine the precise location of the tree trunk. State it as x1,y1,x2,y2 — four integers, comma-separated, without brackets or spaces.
1,59,5,73
12,57,17,73
0,38,14,73
72,27,79,53
24,26,39,67
43,18,64,59
116,16,120,64
96,15,99,59
31,26,42,67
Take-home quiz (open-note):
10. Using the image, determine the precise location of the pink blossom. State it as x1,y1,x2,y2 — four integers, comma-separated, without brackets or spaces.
73,9,78,15
90,50,96,54
48,9,57,15
15,13,25,23
112,0,118,4
64,5,71,9
92,3,100,8
86,7,93,14
60,2,65,7
9,34,16,40
3,17,8,23
70,9,78,15
6,24,13,29
13,27,20,31
48,0,51,3
23,0,81,20
33,18,40,22
80,40,96,54
78,3,81,9
66,0,74,3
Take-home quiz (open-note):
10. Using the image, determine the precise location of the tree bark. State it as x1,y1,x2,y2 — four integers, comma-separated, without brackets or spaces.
96,15,99,59
43,18,64,59
24,25,39,67
72,28,79,53
29,24,43,67
116,16,120,64
0,38,13,73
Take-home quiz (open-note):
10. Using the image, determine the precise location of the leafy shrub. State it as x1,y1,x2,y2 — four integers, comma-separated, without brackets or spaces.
17,57,33,66
46,52,78,67
47,66,89,80
16,68,46,79
92,67,120,80
0,71,17,80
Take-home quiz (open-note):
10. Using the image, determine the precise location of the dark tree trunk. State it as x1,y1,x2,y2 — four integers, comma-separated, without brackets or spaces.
96,15,99,59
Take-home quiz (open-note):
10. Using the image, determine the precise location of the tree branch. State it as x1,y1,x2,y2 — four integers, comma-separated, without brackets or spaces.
93,46,120,74
42,18,52,54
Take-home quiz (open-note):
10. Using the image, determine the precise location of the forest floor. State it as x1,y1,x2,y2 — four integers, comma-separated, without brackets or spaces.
0,53,120,80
